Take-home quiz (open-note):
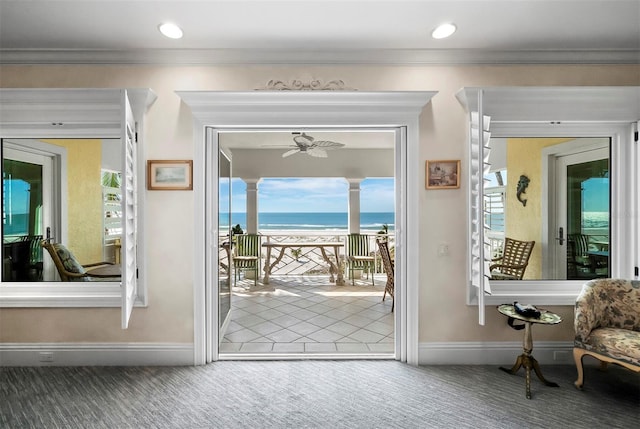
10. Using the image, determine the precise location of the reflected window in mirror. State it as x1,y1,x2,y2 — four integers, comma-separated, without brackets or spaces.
2,138,121,282
485,137,610,281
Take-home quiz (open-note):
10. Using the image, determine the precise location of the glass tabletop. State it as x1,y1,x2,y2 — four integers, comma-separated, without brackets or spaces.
497,304,562,325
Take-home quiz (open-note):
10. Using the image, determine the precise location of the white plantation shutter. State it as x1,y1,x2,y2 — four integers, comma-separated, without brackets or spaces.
468,98,493,325
121,90,137,329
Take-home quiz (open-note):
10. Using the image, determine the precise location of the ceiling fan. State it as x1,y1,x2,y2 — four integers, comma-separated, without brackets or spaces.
280,133,345,158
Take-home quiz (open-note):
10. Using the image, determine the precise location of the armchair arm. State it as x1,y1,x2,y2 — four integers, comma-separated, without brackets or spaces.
574,282,600,343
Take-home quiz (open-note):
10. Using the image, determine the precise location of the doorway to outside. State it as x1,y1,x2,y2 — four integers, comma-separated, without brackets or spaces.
214,129,397,359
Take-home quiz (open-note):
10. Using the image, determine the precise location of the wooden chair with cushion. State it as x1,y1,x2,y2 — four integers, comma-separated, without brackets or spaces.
346,233,375,286
233,234,261,287
489,237,535,280
42,240,120,282
376,239,394,312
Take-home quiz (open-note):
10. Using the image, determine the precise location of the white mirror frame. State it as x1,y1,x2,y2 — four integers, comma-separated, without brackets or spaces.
0,88,155,310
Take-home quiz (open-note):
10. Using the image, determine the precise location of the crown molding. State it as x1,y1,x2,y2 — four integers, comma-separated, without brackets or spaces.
0,48,638,66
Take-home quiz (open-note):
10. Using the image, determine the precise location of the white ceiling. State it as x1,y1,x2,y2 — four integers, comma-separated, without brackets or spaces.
0,0,638,64
220,130,395,150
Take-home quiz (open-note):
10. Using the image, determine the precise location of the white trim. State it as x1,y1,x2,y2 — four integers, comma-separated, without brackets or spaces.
419,341,574,365
178,91,436,366
0,48,637,66
0,88,155,311
0,342,193,366
457,86,640,308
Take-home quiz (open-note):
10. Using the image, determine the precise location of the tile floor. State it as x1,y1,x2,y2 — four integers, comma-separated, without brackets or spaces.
220,275,394,355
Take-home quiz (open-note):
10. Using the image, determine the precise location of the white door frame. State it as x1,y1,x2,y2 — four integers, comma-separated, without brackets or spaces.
553,144,609,278
177,91,437,366
541,138,610,279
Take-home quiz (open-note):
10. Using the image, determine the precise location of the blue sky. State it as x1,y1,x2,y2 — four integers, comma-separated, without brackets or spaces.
225,177,395,213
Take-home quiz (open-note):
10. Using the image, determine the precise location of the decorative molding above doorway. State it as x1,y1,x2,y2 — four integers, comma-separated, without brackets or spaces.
260,79,355,91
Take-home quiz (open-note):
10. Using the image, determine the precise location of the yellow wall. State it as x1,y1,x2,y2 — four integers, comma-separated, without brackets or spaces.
505,138,573,279
42,139,104,264
0,64,638,345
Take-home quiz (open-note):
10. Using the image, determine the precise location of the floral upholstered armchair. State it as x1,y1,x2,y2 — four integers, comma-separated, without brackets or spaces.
573,279,640,389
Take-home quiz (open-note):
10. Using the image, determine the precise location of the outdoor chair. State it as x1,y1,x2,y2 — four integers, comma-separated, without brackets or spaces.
376,239,394,312
42,240,120,282
568,233,608,279
233,234,261,287
489,237,535,280
346,233,375,286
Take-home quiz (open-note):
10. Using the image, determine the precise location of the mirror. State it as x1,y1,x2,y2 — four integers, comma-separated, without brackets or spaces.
2,138,122,282
218,150,232,329
485,137,610,281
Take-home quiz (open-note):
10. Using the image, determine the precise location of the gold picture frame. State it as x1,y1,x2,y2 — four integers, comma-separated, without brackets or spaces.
147,160,193,190
426,160,460,189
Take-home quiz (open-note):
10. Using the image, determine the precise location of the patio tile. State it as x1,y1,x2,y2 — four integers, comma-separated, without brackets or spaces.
287,321,322,336
342,314,376,328
306,314,339,328
348,328,385,343
271,314,305,328
360,320,394,336
305,303,334,314
290,308,320,320
272,343,305,353
255,308,286,320
222,275,395,356
239,342,274,353
306,328,344,342
250,321,284,336
305,343,337,353
234,314,268,328
325,321,360,336
367,343,395,353
336,343,370,353
266,328,303,343
225,328,261,343
219,342,242,352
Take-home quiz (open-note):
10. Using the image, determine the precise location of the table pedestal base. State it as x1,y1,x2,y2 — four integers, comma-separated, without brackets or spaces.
500,353,559,399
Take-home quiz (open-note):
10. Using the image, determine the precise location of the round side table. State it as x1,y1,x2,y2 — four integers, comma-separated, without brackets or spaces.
497,304,562,399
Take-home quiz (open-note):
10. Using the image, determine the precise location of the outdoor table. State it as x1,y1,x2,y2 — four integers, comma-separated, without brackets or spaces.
262,241,344,285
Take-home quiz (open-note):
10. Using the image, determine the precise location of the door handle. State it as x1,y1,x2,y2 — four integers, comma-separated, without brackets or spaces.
555,227,564,246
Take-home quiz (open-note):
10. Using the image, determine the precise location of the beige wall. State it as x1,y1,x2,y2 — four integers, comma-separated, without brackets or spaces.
0,64,638,345
43,139,104,264
505,138,573,279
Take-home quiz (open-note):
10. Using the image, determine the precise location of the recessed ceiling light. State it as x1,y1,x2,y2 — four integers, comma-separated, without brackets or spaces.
431,23,457,39
158,23,183,39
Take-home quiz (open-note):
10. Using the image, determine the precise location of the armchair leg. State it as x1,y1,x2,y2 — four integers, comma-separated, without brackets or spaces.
573,348,586,389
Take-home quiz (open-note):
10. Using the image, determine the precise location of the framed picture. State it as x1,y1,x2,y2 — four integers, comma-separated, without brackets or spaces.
425,160,460,189
147,160,193,190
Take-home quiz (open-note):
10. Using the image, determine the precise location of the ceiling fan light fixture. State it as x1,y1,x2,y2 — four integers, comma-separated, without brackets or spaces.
158,22,183,39
431,23,457,39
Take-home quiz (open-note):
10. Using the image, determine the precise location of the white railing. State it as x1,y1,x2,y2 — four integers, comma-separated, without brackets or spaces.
220,231,395,278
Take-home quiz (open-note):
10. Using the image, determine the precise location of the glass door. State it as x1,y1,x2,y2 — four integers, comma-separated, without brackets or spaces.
555,146,610,279
2,146,52,281
218,151,232,336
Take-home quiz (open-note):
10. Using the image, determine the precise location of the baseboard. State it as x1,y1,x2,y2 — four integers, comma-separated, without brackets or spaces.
419,341,574,365
0,342,194,366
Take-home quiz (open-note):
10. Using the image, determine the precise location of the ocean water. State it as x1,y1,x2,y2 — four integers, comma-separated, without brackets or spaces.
484,211,609,233
220,212,394,232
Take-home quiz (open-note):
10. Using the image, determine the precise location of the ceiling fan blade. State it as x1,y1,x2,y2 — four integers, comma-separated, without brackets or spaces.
282,149,300,158
307,148,328,158
311,140,344,149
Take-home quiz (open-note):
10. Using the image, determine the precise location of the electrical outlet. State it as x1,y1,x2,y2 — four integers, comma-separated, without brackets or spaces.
437,243,449,257
39,352,54,362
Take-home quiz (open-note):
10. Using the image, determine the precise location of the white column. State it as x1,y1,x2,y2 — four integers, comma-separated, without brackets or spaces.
347,178,364,234
244,179,260,234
